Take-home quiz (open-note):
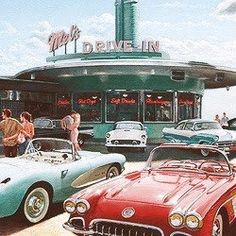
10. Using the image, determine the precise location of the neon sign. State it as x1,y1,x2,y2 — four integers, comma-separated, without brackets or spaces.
48,25,81,52
110,98,136,105
178,99,193,105
145,98,171,106
57,98,70,106
77,98,98,105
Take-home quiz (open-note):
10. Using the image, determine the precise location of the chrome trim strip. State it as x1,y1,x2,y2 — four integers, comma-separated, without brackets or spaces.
170,232,192,236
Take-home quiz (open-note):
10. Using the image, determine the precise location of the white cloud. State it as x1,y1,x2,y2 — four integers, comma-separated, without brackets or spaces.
215,0,236,15
159,37,236,67
81,13,115,38
31,21,53,43
0,22,17,35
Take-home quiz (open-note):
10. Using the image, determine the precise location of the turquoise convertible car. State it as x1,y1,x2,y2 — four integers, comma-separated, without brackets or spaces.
0,138,126,223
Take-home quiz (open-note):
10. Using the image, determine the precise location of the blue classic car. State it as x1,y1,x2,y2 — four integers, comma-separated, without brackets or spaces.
0,138,126,223
162,119,236,149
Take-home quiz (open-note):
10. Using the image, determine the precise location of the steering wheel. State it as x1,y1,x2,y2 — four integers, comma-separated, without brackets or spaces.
198,160,227,173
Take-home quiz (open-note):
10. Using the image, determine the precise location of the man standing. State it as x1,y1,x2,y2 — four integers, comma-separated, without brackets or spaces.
0,109,23,157
221,112,229,127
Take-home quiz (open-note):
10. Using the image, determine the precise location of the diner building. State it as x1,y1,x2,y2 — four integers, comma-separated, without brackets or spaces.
2,0,236,140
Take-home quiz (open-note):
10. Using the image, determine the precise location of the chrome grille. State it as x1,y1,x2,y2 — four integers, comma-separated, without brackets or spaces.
91,220,163,236
111,140,141,145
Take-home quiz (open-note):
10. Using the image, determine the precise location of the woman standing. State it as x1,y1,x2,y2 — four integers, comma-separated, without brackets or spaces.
18,111,35,155
70,111,81,151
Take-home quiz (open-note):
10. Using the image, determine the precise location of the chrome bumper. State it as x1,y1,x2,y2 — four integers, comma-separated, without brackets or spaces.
63,222,94,235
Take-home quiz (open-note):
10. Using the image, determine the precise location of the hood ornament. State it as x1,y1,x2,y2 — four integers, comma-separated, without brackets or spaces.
122,207,135,218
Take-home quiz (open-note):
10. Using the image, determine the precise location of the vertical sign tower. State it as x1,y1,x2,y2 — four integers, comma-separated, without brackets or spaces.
115,0,138,47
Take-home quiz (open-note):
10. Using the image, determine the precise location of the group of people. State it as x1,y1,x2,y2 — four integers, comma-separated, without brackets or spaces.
0,109,34,157
0,109,82,158
214,112,229,127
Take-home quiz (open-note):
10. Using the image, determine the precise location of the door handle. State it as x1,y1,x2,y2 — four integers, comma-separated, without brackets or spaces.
61,169,68,178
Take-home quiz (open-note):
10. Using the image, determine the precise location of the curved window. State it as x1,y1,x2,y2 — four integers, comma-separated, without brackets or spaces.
178,93,201,121
144,92,173,122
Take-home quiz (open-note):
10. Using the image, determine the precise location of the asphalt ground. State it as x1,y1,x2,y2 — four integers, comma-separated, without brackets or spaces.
0,142,236,235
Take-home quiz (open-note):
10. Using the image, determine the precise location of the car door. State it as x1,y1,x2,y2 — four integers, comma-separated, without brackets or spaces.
57,153,92,195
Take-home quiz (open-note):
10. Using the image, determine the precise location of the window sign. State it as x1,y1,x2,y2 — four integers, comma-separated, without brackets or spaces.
73,92,101,122
144,92,173,122
106,91,139,122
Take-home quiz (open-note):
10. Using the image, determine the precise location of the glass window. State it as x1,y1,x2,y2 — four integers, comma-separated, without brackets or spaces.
175,122,185,130
73,92,101,122
178,93,194,121
144,92,173,122
106,91,139,122
56,94,72,118
184,122,194,130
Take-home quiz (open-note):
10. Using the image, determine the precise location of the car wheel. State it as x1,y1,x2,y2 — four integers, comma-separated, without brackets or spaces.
106,166,120,179
23,187,50,223
212,214,224,236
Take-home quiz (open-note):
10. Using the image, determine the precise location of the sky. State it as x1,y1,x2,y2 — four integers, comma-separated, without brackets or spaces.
0,0,236,120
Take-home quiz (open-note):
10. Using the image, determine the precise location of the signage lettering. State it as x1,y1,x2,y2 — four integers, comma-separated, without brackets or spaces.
48,25,81,52
57,98,70,106
145,98,170,106
77,98,98,105
82,40,159,54
48,25,160,54
178,99,193,105
110,98,136,105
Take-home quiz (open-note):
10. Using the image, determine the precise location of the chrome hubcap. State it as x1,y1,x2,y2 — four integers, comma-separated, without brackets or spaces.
27,193,45,217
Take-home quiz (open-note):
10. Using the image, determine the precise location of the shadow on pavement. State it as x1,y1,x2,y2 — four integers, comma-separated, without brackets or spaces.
0,202,64,235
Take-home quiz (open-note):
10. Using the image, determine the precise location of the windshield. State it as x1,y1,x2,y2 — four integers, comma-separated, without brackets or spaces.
194,122,222,131
33,119,52,128
147,146,231,175
115,123,142,130
22,139,74,164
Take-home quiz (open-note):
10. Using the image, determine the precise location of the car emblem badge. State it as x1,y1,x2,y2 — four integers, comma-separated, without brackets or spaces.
122,207,135,218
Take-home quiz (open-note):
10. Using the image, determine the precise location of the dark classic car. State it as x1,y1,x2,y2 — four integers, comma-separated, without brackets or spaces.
63,143,236,236
224,118,236,130
33,117,94,146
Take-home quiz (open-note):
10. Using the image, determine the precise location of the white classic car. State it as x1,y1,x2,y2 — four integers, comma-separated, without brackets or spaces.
105,121,148,152
162,119,236,150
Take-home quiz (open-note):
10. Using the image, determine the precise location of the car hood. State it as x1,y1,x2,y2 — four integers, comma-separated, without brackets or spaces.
109,129,145,139
104,171,228,210
0,158,46,182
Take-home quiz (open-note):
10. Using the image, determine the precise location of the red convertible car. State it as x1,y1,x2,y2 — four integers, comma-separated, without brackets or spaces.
63,144,236,236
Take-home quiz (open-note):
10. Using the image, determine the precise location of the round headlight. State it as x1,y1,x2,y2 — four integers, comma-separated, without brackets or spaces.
141,135,146,139
169,213,184,227
76,199,90,214
63,199,76,213
106,133,111,138
185,214,203,229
